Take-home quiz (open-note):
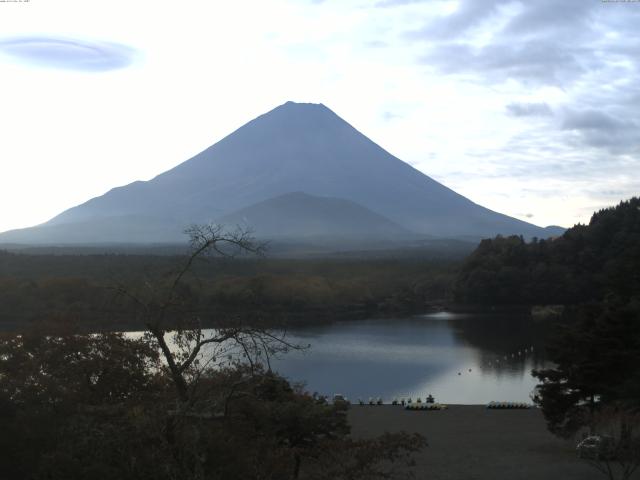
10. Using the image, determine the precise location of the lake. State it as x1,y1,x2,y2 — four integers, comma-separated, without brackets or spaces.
269,312,551,405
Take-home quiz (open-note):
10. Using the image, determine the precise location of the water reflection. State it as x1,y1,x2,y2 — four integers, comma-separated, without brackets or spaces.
270,314,551,404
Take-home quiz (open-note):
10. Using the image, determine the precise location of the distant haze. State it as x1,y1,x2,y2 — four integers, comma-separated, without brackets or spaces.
0,102,564,247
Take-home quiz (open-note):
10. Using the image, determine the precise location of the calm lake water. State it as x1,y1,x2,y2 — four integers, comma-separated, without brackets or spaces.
269,312,551,405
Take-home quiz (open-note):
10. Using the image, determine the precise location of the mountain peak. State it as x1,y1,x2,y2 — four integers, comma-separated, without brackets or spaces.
280,100,327,109
264,101,336,122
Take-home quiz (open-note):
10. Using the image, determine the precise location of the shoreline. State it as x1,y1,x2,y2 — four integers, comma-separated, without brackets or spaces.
0,305,519,334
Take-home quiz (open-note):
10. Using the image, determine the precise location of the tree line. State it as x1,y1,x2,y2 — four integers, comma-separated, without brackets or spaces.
0,250,457,330
454,197,640,306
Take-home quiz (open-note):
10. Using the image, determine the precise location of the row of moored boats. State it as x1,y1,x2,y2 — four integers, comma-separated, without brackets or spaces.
335,395,533,410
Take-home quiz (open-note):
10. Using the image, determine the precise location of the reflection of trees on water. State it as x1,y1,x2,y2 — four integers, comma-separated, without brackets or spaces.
449,314,552,377
272,315,552,401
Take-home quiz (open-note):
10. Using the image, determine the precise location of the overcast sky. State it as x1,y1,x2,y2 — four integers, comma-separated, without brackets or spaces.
1,0,638,233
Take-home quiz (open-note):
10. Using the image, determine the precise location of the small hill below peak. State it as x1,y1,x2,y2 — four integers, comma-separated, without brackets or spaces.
220,192,414,243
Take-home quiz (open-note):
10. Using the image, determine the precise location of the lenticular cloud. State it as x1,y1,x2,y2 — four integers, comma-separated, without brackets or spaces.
0,36,137,71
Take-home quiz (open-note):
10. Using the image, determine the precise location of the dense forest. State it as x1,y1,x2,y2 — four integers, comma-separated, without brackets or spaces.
0,250,458,331
454,197,640,306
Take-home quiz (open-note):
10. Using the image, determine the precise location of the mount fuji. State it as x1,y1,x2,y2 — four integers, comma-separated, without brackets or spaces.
0,101,563,246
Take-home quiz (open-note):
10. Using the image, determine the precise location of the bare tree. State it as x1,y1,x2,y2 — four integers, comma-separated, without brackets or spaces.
112,224,310,479
115,224,301,405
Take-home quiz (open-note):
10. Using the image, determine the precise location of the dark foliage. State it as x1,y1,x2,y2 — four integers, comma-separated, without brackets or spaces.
0,324,166,479
0,252,458,330
454,197,640,306
0,325,424,479
532,300,640,437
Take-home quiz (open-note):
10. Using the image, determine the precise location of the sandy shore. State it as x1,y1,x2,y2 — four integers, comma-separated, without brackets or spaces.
348,405,612,480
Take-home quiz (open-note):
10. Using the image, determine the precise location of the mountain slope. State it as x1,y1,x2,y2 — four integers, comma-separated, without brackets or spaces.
0,101,561,245
219,192,414,242
0,215,185,244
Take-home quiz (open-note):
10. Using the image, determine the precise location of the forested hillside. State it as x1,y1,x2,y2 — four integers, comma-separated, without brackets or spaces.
454,197,640,306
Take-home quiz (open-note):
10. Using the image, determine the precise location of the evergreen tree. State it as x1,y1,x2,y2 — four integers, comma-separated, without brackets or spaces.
533,300,640,437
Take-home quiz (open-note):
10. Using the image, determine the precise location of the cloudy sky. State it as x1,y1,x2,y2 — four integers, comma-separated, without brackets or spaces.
1,0,638,233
